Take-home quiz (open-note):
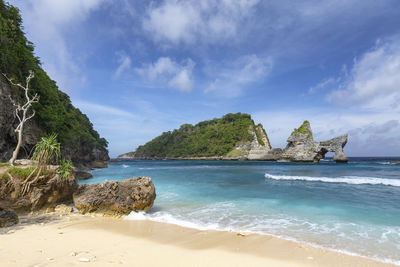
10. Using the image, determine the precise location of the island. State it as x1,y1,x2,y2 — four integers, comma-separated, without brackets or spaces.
119,113,348,163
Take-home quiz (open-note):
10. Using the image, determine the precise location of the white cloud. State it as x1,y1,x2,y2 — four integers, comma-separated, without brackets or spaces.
204,55,273,97
309,77,338,94
142,0,260,45
135,57,195,92
11,0,107,91
114,51,132,78
327,37,400,111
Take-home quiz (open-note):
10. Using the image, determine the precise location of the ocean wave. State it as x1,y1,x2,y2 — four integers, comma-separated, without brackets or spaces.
122,164,129,168
264,173,400,187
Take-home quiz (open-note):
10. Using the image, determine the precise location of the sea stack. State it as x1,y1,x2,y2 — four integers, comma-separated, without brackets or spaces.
281,121,348,163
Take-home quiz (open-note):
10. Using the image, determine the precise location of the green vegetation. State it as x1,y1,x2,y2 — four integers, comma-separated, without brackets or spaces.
292,120,313,139
32,134,60,166
0,1,108,160
2,166,48,181
134,113,256,158
0,162,10,167
57,159,74,179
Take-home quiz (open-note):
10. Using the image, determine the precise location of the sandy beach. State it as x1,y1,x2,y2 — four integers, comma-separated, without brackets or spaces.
0,213,394,267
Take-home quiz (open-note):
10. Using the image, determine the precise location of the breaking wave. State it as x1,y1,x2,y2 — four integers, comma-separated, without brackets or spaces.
265,173,400,187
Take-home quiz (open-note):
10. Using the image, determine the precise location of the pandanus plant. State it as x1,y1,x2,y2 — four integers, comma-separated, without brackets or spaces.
21,134,61,195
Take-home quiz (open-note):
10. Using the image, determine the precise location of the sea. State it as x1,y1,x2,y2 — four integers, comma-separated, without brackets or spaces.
80,158,400,265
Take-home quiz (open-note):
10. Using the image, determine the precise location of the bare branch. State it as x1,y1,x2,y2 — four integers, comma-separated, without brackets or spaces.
3,71,39,166
26,109,36,121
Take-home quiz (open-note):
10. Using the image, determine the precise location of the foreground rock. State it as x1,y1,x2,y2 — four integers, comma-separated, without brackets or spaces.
0,172,77,212
73,177,156,215
281,121,348,163
0,207,18,227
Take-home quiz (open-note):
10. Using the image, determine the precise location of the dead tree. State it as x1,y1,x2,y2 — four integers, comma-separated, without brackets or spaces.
2,71,39,166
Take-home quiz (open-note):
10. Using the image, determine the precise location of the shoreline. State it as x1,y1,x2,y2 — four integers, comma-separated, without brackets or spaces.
0,213,396,266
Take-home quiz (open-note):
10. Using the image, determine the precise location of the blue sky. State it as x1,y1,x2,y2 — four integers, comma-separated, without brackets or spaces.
10,0,400,157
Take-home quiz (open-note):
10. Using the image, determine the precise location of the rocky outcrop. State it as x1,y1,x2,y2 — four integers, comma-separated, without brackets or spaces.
0,172,77,212
0,207,18,227
227,125,272,160
118,152,135,159
261,148,283,161
74,171,93,180
281,121,348,163
73,177,156,215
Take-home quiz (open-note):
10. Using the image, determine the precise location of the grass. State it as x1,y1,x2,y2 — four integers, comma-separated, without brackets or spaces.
0,162,10,167
1,167,49,181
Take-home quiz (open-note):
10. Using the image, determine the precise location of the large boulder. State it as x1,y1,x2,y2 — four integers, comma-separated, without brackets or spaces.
0,172,78,212
73,177,156,215
281,121,348,163
0,207,18,227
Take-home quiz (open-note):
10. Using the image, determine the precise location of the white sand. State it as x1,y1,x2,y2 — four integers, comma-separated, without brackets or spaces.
0,213,395,267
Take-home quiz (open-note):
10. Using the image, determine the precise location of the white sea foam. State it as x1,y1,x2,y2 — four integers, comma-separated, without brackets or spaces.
124,211,220,231
122,164,129,168
265,173,400,187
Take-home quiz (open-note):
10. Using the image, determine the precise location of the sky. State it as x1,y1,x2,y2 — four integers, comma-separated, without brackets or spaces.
9,0,400,157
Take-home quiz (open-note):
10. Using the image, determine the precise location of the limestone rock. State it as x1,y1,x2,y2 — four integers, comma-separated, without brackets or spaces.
0,208,18,227
55,204,74,214
262,148,283,161
74,171,93,180
117,152,135,159
0,173,77,212
281,121,348,163
73,177,156,215
90,161,108,169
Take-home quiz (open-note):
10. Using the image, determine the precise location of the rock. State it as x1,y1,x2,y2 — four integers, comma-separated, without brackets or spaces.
74,171,93,180
117,152,135,159
281,121,348,163
0,173,77,212
389,161,400,165
262,148,283,161
226,125,272,160
109,159,118,163
73,177,156,215
90,161,108,169
54,204,73,214
0,207,18,227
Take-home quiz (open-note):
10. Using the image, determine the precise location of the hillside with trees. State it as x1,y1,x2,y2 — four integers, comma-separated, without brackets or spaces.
121,113,270,159
0,1,108,163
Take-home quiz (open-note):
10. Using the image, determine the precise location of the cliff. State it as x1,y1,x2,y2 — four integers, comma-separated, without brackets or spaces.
0,1,109,163
118,113,271,160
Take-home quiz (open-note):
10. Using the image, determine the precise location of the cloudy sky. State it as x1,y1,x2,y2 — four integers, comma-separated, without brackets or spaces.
10,0,400,157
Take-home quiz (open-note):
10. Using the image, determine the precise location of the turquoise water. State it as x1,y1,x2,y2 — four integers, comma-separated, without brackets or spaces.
82,158,400,265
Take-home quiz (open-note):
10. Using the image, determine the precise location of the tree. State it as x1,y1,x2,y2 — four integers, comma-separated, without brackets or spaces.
21,133,60,195
2,70,39,166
